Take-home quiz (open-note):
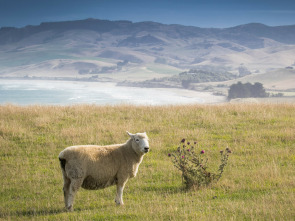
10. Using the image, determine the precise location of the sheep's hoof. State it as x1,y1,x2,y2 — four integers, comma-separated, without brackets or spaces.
67,205,73,212
115,200,124,206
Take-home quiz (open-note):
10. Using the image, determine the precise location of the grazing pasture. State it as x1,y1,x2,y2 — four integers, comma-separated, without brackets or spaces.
0,104,294,220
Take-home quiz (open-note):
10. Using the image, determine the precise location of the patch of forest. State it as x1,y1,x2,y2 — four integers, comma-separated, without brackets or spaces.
118,69,237,88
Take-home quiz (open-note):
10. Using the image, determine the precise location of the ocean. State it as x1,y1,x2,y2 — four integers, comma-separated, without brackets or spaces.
0,80,225,105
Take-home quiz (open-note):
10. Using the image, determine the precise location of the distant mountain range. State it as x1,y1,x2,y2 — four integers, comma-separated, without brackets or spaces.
0,18,294,83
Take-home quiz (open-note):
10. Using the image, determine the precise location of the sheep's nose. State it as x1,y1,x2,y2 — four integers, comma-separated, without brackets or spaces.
144,147,149,152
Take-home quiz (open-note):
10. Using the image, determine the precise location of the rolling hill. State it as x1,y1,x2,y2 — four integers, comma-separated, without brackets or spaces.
0,18,294,90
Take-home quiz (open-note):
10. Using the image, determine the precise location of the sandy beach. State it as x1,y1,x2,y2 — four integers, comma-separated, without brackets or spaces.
0,80,226,105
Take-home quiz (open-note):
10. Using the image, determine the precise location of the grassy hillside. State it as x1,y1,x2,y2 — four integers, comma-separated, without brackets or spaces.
0,104,295,220
239,69,295,90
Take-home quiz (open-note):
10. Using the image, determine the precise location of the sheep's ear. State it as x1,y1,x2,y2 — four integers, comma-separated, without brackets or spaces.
126,131,134,137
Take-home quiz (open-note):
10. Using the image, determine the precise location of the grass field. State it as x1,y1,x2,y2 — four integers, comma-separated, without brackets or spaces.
0,104,295,220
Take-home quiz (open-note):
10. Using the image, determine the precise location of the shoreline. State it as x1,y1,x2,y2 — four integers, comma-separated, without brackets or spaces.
0,79,227,105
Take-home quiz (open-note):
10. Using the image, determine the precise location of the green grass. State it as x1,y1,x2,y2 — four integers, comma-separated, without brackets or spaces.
0,104,295,220
146,63,181,76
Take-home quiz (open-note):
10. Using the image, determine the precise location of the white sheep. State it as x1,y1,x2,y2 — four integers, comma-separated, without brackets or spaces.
58,131,149,211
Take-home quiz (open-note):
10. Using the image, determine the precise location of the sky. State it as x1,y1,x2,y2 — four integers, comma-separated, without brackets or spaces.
1,0,295,29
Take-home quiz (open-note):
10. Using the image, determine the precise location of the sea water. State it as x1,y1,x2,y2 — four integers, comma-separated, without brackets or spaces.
0,80,224,105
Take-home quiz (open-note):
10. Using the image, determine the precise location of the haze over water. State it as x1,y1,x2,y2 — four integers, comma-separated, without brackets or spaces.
0,80,225,105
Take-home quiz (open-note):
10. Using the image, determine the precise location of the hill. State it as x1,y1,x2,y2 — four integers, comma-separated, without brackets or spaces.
0,19,295,83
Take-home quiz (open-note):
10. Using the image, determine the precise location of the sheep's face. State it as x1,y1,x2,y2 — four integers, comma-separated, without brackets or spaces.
127,131,150,154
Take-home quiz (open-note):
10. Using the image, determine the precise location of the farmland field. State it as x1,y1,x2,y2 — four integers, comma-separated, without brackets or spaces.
0,104,294,220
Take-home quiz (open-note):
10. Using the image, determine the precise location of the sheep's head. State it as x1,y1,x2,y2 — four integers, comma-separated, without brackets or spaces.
127,131,149,154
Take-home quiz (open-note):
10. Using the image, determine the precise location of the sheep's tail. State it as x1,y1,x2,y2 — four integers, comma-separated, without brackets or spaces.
59,158,66,171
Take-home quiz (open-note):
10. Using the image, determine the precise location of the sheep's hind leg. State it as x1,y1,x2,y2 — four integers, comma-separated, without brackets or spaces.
66,178,83,211
62,174,71,210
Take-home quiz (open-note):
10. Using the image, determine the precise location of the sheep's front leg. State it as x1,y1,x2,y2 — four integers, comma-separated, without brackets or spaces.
115,181,127,205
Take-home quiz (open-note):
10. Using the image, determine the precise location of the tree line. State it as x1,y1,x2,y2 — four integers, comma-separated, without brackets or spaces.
228,82,269,100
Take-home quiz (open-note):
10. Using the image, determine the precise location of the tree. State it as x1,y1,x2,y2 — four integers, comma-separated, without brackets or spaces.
181,80,190,89
252,82,268,97
228,82,268,100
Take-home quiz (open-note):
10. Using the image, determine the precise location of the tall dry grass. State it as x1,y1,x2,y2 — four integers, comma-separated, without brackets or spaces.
0,104,294,220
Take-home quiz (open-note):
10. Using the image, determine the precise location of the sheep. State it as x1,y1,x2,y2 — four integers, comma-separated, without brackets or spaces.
58,131,149,211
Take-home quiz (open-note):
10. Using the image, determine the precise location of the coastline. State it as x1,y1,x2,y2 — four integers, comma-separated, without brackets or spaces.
0,79,227,105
